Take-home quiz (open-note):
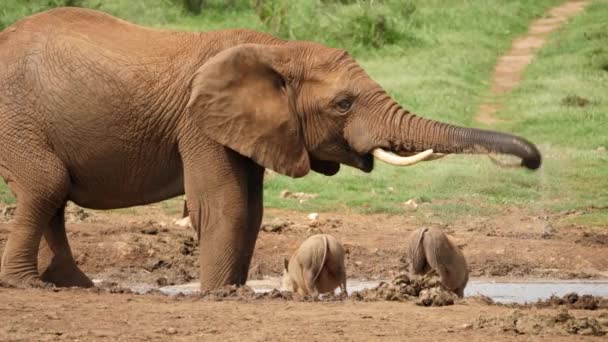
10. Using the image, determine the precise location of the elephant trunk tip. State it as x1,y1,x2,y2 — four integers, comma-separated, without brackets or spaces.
515,136,542,170
521,154,542,170
476,129,543,171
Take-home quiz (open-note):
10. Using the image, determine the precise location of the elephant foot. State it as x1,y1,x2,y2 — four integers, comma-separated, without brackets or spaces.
0,272,55,289
40,259,93,288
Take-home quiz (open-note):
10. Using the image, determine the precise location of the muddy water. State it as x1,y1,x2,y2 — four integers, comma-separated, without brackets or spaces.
465,280,608,303
145,278,608,304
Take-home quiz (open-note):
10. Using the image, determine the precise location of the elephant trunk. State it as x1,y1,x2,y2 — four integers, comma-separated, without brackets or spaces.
379,107,542,170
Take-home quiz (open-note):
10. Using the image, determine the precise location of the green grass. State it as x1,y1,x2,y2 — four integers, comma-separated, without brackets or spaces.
262,0,568,219
0,184,14,205
263,0,607,224
497,1,608,150
1,0,605,226
493,1,608,224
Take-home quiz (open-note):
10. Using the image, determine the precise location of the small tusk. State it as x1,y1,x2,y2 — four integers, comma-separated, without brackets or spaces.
372,148,435,166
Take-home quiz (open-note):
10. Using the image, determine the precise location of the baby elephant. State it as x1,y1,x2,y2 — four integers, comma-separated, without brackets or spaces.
282,234,347,297
406,227,468,297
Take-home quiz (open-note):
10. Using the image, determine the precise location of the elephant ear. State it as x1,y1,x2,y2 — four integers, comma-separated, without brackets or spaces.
186,44,310,178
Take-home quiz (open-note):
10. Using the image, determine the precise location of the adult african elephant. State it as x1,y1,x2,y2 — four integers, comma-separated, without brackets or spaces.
0,8,541,290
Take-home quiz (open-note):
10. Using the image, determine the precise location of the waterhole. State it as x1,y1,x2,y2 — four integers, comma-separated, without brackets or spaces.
109,278,608,304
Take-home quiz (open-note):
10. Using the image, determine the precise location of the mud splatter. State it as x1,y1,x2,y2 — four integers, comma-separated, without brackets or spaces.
65,203,93,223
349,273,458,306
533,292,608,310
260,217,343,234
195,285,345,302
474,308,606,336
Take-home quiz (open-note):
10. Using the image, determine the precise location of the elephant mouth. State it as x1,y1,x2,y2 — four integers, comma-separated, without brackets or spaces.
310,158,342,176
314,145,440,174
356,153,374,173
349,147,440,173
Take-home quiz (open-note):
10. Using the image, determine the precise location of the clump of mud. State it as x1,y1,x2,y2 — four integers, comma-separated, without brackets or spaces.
89,220,199,286
0,203,93,223
260,217,342,234
261,219,294,233
534,292,608,310
0,204,15,222
474,308,606,336
195,285,347,302
349,273,458,306
66,203,94,223
466,294,496,306
89,280,136,294
198,285,259,301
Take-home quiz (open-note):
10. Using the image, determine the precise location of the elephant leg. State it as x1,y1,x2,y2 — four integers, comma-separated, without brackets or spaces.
181,140,264,290
0,204,46,287
243,161,264,281
38,205,93,287
0,151,69,288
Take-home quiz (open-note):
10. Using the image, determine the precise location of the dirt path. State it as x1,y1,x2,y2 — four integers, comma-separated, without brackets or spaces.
475,0,590,125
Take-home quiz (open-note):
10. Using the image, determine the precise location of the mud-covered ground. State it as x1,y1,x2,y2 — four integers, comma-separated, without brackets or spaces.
0,287,607,341
2,203,607,287
1,202,607,340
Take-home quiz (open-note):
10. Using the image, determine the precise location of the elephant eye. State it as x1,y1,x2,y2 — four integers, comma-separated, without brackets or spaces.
336,99,352,112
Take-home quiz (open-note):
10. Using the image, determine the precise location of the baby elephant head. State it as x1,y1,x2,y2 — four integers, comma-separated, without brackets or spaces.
281,234,347,297
407,227,469,297
187,42,542,178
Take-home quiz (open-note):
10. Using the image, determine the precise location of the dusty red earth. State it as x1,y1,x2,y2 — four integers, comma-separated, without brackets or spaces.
1,288,607,341
1,201,607,340
2,203,607,288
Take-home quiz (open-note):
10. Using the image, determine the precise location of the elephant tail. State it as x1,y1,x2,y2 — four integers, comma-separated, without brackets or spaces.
409,227,429,274
312,234,329,284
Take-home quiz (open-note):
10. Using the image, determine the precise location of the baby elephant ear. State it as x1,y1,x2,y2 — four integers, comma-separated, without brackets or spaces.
186,44,310,178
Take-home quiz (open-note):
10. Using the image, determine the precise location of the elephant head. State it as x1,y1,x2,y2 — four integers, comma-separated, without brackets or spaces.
187,42,541,177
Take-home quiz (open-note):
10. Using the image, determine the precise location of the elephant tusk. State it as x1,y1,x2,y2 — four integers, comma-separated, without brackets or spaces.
372,148,435,166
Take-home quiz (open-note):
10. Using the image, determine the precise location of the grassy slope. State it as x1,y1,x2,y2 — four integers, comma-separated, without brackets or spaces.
494,1,608,226
3,0,604,227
